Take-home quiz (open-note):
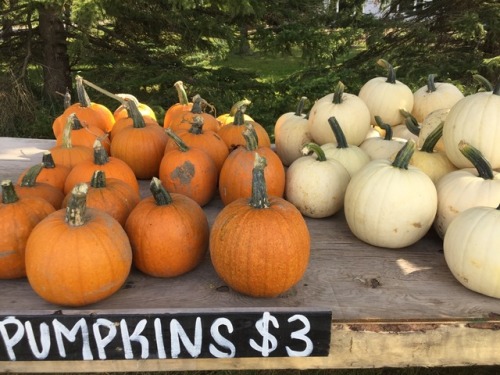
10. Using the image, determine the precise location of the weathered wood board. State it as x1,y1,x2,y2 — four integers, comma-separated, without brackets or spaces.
1,137,500,372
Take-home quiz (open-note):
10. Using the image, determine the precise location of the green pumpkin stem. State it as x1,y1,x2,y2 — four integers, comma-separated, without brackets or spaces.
65,183,89,227
295,96,308,116
166,128,190,152
150,177,173,206
79,75,125,104
426,74,437,93
20,163,43,187
230,99,252,116
400,109,421,136
302,143,327,161
420,121,444,153
93,139,109,165
494,79,500,96
328,117,348,149
1,180,19,204
473,74,494,92
249,153,270,209
377,59,396,84
391,140,416,170
189,116,204,135
333,82,345,104
375,116,393,140
174,81,190,105
243,123,259,151
90,170,106,188
126,99,146,129
458,141,494,180
42,151,56,169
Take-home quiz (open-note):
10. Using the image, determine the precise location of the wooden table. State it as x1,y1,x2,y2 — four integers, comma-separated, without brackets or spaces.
1,137,499,372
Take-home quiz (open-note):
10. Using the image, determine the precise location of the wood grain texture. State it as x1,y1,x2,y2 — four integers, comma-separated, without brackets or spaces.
2,137,500,371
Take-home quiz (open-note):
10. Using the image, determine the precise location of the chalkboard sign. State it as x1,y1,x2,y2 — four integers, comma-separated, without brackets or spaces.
0,310,331,361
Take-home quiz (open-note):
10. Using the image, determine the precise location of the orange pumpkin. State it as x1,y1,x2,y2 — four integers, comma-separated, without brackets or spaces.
217,105,271,151
110,100,168,180
163,81,193,128
218,123,285,206
17,151,71,192
25,183,132,307
125,177,209,277
64,139,139,195
164,115,229,174
159,129,218,206
167,94,219,133
110,99,159,140
0,180,55,279
210,153,310,297
62,170,140,226
16,164,65,209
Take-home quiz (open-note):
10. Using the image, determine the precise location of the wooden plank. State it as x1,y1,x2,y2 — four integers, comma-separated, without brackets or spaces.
2,137,500,372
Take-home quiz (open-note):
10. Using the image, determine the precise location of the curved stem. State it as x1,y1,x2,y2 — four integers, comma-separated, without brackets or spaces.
400,109,421,136
75,76,92,107
1,180,19,204
249,153,270,209
377,59,396,84
90,170,106,188
426,74,437,93
229,99,252,116
65,183,89,227
328,117,348,149
473,74,494,92
302,143,327,161
391,140,416,170
459,141,494,180
42,151,56,169
174,81,190,105
61,114,75,148
126,99,146,129
332,82,345,104
150,177,173,206
420,121,443,153
294,96,308,116
375,116,393,140
243,123,259,151
166,128,190,152
20,163,43,187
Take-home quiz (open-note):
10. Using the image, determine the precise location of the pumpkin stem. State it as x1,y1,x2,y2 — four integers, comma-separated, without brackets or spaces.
473,74,494,92
63,87,71,109
126,99,146,129
42,151,56,169
150,177,173,206
75,75,92,108
332,82,345,104
233,106,247,126
1,180,19,204
20,163,43,187
71,115,85,130
243,123,259,151
90,170,106,188
174,81,190,105
189,116,204,135
190,95,204,114
375,116,393,140
420,121,444,153
400,109,421,136
65,183,89,227
377,59,396,84
61,113,76,148
166,128,190,152
458,141,494,180
79,76,126,104
249,153,270,209
391,139,416,170
93,139,109,165
494,78,500,96
294,96,308,116
230,99,252,116
426,74,437,93
328,117,349,149
302,143,327,161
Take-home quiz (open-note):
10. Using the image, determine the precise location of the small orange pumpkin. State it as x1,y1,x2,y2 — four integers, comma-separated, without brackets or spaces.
125,177,209,278
163,81,193,129
16,164,65,209
167,94,219,133
17,151,71,192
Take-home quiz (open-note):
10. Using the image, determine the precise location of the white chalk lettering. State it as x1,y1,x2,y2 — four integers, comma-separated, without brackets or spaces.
285,314,313,357
154,318,167,359
25,321,50,359
209,318,235,358
0,316,24,360
52,318,93,360
120,319,149,359
92,318,117,360
170,317,202,358
249,312,279,357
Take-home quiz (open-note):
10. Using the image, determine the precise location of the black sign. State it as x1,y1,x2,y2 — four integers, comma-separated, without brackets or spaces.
0,310,331,361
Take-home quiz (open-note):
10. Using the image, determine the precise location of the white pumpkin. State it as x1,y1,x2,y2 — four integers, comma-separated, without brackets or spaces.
359,117,407,160
411,74,464,123
444,205,500,298
274,97,313,167
434,141,500,238
308,81,371,146
285,143,350,218
358,59,414,126
344,140,438,249
418,108,450,153
443,79,500,169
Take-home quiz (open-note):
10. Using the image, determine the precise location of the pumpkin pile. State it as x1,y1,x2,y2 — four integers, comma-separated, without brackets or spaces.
1,66,500,306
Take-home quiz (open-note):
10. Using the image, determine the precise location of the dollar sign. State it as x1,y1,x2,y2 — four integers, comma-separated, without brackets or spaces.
249,312,279,357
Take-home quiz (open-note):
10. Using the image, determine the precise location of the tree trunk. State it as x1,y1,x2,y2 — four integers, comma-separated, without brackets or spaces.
37,4,71,101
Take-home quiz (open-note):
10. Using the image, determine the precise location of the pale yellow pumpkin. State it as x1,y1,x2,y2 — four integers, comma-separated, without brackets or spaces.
418,108,449,153
344,140,437,249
